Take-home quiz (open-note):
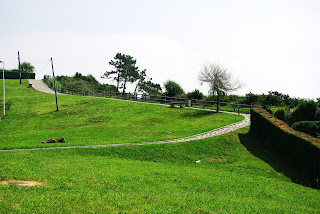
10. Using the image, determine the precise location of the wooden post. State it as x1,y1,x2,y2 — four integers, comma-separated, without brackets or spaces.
18,51,21,84
50,57,59,111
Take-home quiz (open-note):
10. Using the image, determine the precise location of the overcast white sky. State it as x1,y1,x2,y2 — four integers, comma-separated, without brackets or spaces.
1,0,319,99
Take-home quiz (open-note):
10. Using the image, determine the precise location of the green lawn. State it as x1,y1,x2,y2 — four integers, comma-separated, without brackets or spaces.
0,80,242,150
0,80,319,213
1,127,319,213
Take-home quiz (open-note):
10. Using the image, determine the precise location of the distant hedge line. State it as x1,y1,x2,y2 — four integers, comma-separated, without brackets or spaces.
0,72,35,79
250,107,320,186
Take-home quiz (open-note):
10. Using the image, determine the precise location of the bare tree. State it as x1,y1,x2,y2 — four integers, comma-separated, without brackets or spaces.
198,63,243,112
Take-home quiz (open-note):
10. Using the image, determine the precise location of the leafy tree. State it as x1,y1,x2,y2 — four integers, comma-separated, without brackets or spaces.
20,62,35,73
133,69,147,95
289,100,318,125
102,53,140,93
244,92,259,105
187,89,204,100
139,80,162,95
133,70,162,95
164,80,185,97
198,63,243,112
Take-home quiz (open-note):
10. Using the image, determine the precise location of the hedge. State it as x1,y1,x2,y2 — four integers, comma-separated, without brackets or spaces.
250,107,320,186
0,72,35,79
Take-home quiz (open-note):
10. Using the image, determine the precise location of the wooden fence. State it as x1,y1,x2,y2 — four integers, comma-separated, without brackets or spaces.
43,75,279,114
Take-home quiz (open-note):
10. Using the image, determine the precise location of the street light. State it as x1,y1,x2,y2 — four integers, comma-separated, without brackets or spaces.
0,61,4,116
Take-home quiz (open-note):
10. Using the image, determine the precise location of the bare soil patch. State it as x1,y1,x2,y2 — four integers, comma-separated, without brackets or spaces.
204,157,227,163
0,179,44,186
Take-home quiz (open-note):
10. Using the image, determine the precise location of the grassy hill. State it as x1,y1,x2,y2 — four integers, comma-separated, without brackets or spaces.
0,80,319,213
0,80,242,150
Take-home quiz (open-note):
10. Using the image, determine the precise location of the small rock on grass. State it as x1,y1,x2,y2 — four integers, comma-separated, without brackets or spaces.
42,138,65,143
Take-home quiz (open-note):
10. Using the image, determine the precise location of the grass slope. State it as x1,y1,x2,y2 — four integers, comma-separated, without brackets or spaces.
1,80,319,213
0,80,242,150
1,127,319,213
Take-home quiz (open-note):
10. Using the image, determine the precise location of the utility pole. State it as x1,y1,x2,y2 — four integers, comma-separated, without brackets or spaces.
50,57,59,111
0,61,5,116
18,51,21,84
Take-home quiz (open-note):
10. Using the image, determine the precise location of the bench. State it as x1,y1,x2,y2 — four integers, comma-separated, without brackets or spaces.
170,101,185,108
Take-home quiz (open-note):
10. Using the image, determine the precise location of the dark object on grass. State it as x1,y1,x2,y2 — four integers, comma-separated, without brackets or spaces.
42,138,65,143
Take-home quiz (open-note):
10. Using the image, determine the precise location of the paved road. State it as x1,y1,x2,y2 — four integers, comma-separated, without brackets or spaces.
0,80,250,152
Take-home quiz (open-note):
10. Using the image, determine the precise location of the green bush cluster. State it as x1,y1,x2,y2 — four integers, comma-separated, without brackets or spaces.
274,108,286,121
164,80,185,97
292,121,320,138
187,89,204,100
56,72,117,92
250,107,320,186
315,109,320,121
288,100,319,125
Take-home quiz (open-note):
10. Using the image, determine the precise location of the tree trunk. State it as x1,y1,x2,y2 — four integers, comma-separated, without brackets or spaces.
122,78,127,94
216,91,220,113
134,81,139,96
116,73,120,92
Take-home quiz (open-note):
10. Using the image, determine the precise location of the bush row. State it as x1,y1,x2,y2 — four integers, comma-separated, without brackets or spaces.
292,121,320,138
0,72,35,79
250,107,320,186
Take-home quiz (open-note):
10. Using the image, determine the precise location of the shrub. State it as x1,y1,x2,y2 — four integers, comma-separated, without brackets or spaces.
187,89,204,100
164,80,185,97
292,121,320,137
315,109,320,121
274,108,285,121
292,100,317,122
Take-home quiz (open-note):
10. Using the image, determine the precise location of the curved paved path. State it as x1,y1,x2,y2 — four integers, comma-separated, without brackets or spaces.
0,81,250,153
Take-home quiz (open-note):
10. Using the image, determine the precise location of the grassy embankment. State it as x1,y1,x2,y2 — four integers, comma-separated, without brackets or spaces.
0,80,242,150
0,80,319,213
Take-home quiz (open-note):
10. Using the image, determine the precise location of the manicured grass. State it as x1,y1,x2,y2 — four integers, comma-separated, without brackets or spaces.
0,80,243,150
1,80,319,213
1,127,319,213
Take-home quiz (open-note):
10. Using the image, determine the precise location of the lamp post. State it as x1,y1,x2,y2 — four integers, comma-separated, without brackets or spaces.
0,61,4,116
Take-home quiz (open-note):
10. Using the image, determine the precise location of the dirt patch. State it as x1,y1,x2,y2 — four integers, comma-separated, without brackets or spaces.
204,157,227,163
0,179,44,186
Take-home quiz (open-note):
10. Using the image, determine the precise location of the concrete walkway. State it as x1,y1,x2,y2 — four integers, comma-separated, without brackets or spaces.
28,79,64,95
0,80,250,152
